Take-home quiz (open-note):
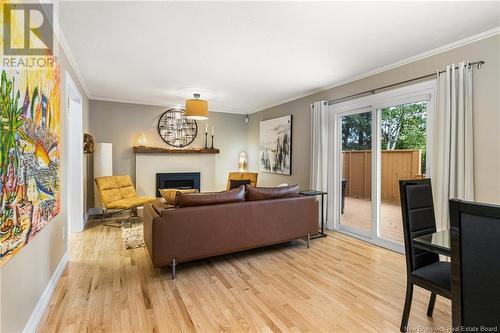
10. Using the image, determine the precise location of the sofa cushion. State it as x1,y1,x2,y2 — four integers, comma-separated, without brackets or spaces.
159,188,198,205
246,184,299,201
106,196,156,209
176,186,246,207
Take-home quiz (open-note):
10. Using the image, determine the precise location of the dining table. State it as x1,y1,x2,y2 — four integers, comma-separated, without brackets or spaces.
413,229,451,256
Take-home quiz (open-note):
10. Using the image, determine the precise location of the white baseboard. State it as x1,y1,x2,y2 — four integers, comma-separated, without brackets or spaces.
23,252,69,333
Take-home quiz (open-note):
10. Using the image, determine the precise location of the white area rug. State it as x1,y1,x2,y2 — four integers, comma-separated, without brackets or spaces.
121,221,145,249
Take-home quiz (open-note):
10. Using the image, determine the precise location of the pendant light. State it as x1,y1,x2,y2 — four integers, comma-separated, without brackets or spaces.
185,93,208,120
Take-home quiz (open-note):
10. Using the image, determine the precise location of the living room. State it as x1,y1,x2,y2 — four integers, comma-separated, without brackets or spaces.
1,1,500,332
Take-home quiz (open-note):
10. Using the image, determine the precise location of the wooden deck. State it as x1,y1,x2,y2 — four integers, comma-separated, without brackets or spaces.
341,197,404,243
37,219,449,332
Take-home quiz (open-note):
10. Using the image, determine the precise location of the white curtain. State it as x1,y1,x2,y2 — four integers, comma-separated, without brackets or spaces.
310,101,335,229
432,61,474,231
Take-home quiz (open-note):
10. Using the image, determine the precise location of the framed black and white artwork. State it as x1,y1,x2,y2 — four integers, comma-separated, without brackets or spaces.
259,115,292,175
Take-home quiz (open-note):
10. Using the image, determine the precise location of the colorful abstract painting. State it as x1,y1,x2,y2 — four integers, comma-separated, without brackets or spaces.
0,3,61,266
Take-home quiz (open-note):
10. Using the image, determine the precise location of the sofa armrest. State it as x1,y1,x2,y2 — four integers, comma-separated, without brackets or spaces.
143,203,159,264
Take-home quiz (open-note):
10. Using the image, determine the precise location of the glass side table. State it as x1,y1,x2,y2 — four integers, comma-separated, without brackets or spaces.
299,190,327,239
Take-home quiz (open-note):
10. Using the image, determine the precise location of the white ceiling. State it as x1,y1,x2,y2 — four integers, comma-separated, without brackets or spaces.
58,1,500,114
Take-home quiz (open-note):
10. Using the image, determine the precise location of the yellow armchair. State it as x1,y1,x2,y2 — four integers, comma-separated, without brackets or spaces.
95,175,156,224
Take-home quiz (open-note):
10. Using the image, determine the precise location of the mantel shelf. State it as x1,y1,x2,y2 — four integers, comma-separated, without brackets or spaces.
133,146,220,154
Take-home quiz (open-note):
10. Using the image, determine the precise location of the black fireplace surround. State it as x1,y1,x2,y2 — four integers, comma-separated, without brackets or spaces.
156,172,201,197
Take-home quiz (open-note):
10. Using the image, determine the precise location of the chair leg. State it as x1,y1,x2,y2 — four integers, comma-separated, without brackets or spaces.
171,259,176,279
101,208,107,223
400,283,414,332
427,293,437,317
127,208,134,227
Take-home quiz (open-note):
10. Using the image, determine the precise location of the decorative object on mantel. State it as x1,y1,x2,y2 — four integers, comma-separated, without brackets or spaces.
137,133,147,147
185,93,208,120
204,124,208,148
211,125,215,149
133,146,220,154
158,108,197,148
260,115,292,175
83,133,95,153
239,152,248,172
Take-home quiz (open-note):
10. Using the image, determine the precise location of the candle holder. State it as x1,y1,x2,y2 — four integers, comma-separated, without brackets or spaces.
211,135,214,149
204,132,208,149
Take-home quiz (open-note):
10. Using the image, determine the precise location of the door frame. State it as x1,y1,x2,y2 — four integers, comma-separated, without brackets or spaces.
335,106,373,239
64,71,84,241
332,80,436,253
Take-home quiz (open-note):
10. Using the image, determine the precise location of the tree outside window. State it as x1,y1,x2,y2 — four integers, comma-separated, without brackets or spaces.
342,101,427,174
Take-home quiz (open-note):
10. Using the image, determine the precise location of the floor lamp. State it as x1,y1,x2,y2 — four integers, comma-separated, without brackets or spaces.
94,143,113,210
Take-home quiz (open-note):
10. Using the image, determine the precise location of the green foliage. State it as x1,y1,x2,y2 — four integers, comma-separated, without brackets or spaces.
341,112,372,150
0,70,25,212
341,101,427,173
380,102,427,151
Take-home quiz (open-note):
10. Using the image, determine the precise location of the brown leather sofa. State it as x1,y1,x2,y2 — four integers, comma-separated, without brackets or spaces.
143,185,318,278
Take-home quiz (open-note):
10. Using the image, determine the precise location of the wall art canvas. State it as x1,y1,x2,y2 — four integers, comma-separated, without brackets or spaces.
0,16,61,266
259,115,292,175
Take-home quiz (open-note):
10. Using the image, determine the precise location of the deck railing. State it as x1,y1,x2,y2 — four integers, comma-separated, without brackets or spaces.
342,149,422,204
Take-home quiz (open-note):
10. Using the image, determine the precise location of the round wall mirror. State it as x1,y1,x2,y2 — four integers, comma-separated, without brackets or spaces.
157,108,198,148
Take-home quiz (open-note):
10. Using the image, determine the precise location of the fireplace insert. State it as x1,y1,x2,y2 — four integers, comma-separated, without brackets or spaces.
156,172,201,197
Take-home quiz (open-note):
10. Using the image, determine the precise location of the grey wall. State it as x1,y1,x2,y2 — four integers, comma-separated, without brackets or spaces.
248,35,500,204
0,41,90,333
89,100,248,198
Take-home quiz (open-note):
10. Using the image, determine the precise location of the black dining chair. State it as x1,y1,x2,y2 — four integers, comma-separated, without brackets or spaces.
399,179,451,332
449,199,500,331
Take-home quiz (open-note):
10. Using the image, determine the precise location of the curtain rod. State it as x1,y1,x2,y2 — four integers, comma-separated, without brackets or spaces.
328,60,485,105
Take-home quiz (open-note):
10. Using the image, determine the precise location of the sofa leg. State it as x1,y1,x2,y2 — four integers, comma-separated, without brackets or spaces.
306,233,310,248
171,259,176,279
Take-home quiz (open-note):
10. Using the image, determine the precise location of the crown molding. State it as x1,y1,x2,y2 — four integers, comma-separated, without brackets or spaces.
91,95,173,108
250,26,500,114
90,95,243,115
52,2,92,99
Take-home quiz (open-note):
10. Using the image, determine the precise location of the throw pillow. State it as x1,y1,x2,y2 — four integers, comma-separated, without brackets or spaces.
176,185,246,207
159,188,198,205
245,184,299,201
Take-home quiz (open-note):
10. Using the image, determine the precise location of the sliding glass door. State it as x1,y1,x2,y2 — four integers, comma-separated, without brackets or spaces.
339,110,373,238
334,81,435,252
378,101,429,244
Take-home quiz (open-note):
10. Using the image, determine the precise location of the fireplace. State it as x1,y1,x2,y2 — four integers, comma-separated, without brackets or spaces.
156,172,201,197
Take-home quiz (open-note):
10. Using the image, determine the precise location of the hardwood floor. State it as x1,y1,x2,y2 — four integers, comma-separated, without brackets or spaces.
38,220,450,332
341,197,404,243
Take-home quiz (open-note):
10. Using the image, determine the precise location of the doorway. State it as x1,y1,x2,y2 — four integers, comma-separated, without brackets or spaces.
334,81,435,252
65,72,84,237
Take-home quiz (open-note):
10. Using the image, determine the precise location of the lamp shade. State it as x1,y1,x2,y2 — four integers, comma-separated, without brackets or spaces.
185,94,208,120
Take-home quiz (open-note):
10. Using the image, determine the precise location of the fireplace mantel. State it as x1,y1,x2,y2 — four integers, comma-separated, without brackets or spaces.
135,150,217,195
133,146,220,154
